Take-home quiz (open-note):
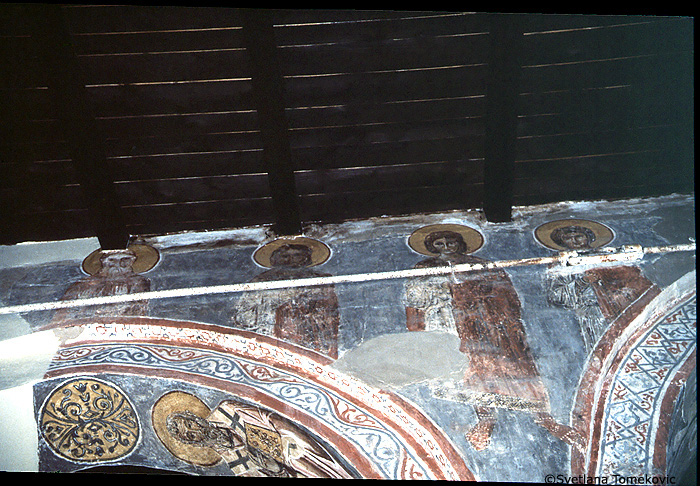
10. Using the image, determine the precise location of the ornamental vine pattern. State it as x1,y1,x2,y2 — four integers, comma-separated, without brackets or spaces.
40,378,139,462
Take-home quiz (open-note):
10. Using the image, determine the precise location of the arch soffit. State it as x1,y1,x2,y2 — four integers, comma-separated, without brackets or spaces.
571,271,696,478
41,316,475,481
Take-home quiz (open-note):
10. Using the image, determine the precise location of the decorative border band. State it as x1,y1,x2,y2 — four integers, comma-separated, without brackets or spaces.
45,317,474,480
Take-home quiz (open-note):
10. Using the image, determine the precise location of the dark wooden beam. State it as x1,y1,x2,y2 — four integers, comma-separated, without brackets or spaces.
483,14,523,223
240,9,302,236
29,5,130,249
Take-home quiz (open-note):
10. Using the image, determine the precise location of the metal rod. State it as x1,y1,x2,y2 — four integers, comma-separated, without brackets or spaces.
0,243,694,316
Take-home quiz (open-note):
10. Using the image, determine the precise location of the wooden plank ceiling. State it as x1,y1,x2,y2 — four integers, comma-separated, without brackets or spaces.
0,6,694,248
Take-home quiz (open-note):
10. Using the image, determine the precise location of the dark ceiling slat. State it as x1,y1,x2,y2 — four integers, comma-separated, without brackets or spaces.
0,36,44,89
0,87,56,122
520,13,652,33
120,197,276,235
294,159,484,196
62,5,243,34
0,160,77,189
514,182,694,208
70,28,247,56
520,50,693,93
482,14,523,223
76,50,251,86
287,117,483,152
240,9,301,236
0,3,36,35
124,218,260,236
513,154,694,203
298,183,485,224
283,65,488,108
108,151,265,181
28,4,130,249
285,96,486,129
1,119,62,147
0,8,694,244
95,110,259,142
270,9,434,26
291,136,484,172
2,184,85,213
515,124,688,162
272,11,489,46
520,17,693,66
101,130,262,160
0,140,70,167
277,34,490,77
517,85,691,136
514,151,686,182
84,80,256,117
3,209,94,245
113,173,271,206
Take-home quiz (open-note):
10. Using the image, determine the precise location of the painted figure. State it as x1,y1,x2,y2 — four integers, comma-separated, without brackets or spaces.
403,225,550,450
231,238,340,359
540,221,656,353
161,396,354,478
51,248,152,324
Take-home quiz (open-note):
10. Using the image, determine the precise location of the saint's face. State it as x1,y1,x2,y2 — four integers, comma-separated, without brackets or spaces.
167,412,212,445
99,253,137,274
558,230,591,250
270,247,311,268
431,236,462,255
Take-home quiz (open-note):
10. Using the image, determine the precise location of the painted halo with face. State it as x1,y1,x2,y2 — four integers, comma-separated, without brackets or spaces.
98,250,138,276
166,410,240,450
534,219,614,252
424,230,469,256
269,244,313,268
550,225,596,251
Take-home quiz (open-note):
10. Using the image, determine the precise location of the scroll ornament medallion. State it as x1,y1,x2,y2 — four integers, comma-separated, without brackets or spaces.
40,378,139,462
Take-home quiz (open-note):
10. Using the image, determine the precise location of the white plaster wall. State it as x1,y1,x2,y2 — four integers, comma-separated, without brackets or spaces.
0,237,99,270
0,382,40,472
0,237,97,470
0,329,61,472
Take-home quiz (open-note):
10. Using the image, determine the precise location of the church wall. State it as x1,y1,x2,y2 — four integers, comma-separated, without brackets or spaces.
0,193,695,481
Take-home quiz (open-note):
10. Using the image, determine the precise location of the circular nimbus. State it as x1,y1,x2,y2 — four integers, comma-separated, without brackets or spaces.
40,378,140,463
252,236,331,268
82,244,160,276
152,391,221,467
407,223,485,256
534,219,615,252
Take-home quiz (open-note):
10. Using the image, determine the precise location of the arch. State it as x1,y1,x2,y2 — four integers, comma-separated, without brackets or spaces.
571,270,696,478
40,316,475,480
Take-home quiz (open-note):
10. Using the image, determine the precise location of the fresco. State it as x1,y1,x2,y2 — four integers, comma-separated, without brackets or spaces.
38,377,139,463
4,195,692,481
36,319,475,479
153,390,355,478
403,224,552,451
49,245,157,325
537,220,657,353
230,237,340,358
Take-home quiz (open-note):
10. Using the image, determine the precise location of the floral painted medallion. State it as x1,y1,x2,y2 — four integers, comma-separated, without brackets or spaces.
40,378,139,462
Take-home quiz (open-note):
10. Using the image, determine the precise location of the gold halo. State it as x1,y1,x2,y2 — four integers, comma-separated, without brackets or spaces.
534,219,615,251
253,236,331,268
407,224,484,256
81,244,160,275
151,391,221,467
